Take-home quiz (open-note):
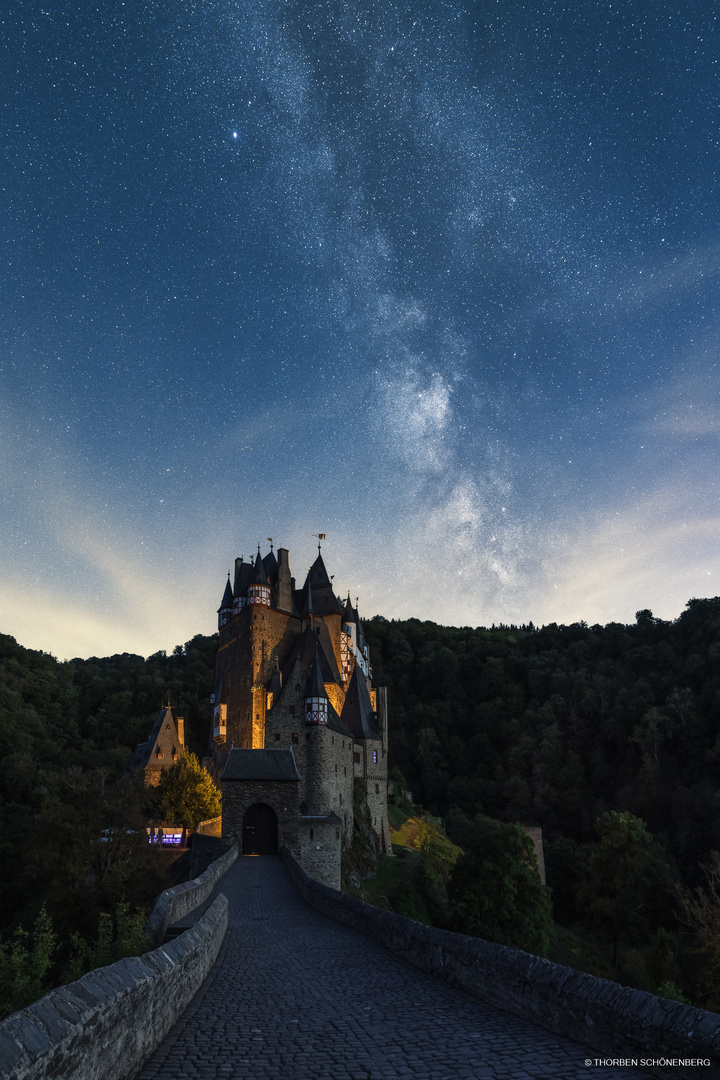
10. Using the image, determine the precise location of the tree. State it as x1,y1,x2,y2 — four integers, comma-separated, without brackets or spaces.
577,811,672,966
155,753,221,833
448,816,554,956
677,850,720,1009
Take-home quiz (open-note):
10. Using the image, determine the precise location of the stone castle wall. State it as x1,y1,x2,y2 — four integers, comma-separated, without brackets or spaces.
298,816,342,890
216,607,301,750
221,778,300,857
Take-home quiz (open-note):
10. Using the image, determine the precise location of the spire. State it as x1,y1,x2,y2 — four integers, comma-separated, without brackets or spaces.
306,643,326,698
247,547,271,606
251,549,269,585
302,552,342,616
343,592,357,624
305,643,328,725
218,573,234,629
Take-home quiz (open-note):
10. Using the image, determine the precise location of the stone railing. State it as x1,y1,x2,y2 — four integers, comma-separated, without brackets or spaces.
281,847,720,1080
0,893,227,1080
146,841,239,947
195,815,222,837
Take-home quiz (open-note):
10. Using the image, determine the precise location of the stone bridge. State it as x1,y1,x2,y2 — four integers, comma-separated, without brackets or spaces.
2,851,719,1080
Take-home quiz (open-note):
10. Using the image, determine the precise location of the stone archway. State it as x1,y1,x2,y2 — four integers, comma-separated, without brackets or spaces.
242,803,278,855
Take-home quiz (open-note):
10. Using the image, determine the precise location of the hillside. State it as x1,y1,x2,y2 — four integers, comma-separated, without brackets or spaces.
2,597,720,1005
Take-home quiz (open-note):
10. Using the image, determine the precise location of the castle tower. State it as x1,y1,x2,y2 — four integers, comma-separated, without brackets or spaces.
218,575,233,629
247,548,271,607
214,539,391,884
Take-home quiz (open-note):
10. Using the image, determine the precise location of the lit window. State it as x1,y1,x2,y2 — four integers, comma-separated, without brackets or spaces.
292,732,298,744
373,750,378,763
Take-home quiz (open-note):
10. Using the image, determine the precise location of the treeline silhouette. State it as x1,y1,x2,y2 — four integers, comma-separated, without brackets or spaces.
2,597,720,1005
364,600,720,882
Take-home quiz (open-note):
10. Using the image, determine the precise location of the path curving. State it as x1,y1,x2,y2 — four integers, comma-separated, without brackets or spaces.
137,857,645,1080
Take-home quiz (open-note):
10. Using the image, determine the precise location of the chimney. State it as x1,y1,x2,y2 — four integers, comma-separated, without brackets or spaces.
176,715,185,750
277,547,292,611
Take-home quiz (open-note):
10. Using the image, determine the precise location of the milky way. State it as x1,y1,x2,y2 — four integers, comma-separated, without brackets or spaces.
2,0,719,657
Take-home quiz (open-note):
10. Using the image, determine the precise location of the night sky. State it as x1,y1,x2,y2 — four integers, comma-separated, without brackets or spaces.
3,1,719,659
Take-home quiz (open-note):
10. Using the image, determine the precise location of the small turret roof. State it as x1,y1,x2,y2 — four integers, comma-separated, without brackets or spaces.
262,548,278,585
251,548,269,586
305,643,327,699
340,667,380,741
342,593,358,625
219,575,233,610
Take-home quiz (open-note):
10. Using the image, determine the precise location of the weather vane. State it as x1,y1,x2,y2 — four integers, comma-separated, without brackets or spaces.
313,532,326,552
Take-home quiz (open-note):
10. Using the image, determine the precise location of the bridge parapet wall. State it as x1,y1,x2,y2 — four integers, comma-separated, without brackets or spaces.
281,847,720,1080
146,841,239,947
0,893,227,1080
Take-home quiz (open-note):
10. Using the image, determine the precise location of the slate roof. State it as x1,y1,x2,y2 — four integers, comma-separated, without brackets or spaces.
219,575,233,610
233,558,254,597
301,553,342,616
251,549,269,585
281,624,341,686
340,667,380,741
262,548,278,584
342,594,358,625
221,748,301,782
305,642,327,698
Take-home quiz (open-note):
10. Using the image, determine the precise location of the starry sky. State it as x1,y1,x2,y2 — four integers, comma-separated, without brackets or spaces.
3,0,719,659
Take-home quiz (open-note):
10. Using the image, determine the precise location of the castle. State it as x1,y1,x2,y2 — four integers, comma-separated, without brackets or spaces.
205,541,390,888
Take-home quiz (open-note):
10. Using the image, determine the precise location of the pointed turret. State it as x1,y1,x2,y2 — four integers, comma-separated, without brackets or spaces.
247,547,271,606
218,574,234,628
304,581,314,627
305,644,328,725
303,553,342,616
262,545,278,587
342,593,357,625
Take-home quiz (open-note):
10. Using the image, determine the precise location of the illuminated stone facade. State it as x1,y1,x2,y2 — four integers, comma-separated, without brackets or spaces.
207,544,390,888
128,706,185,787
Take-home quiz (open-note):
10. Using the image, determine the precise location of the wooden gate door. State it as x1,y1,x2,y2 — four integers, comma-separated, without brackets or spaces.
242,803,278,855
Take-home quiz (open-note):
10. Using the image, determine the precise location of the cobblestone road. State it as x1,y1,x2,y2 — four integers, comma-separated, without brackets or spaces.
137,857,647,1080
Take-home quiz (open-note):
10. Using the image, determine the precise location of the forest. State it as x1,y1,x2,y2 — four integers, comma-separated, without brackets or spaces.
1,597,720,1010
